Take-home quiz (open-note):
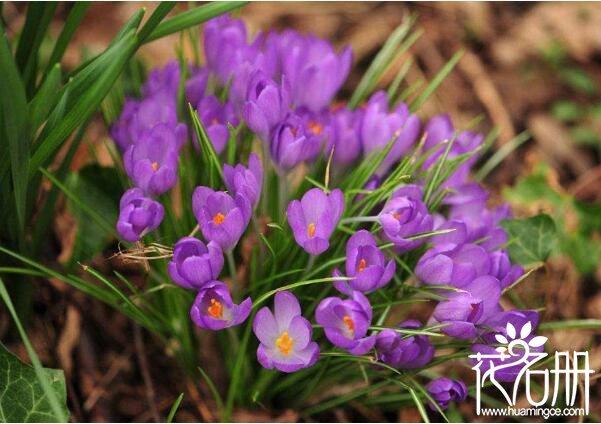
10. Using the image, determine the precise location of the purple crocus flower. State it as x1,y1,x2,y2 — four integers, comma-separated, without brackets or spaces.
123,123,181,196
223,153,263,210
116,188,164,242
489,249,524,289
286,188,344,256
327,106,363,166
142,61,180,99
426,378,468,411
471,310,542,382
269,31,352,112
203,15,254,84
253,291,319,373
270,113,323,170
415,243,491,288
430,276,502,339
379,184,433,253
168,237,224,290
192,186,251,251
195,95,239,154
361,91,420,174
332,230,395,295
243,70,290,141
190,281,251,330
315,291,376,355
375,320,435,369
185,66,209,107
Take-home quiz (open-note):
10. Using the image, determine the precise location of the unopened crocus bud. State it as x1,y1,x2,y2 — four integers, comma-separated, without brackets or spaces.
223,153,263,210
426,378,468,411
244,70,290,141
168,237,224,290
116,188,164,242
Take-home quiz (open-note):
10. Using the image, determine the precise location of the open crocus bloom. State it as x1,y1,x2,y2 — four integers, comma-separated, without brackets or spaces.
192,186,251,251
315,291,375,355
168,237,224,290
253,291,319,373
286,188,344,256
333,230,395,295
190,281,251,330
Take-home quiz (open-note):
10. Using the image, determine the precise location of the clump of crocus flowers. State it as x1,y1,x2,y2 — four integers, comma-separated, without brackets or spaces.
112,14,542,413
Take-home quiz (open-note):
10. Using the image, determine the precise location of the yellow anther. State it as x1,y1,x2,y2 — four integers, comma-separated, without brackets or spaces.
307,222,316,238
207,298,223,319
276,331,294,355
212,212,225,225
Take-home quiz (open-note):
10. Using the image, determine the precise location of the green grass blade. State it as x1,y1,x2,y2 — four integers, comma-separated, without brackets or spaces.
410,49,464,112
166,393,184,423
0,277,69,422
137,2,177,42
29,63,62,131
146,1,247,42
0,28,30,239
409,387,430,423
475,131,530,181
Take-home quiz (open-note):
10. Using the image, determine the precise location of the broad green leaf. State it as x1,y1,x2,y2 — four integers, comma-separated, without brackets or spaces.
0,343,68,423
500,213,557,265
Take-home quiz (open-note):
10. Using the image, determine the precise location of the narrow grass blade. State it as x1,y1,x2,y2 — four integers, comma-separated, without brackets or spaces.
0,277,69,422
146,1,247,42
166,393,184,423
409,387,430,423
29,63,62,131
410,49,464,112
44,2,89,75
475,131,530,181
137,2,177,42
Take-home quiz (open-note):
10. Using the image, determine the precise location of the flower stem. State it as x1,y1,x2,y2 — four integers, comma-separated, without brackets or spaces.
340,216,379,224
226,250,239,288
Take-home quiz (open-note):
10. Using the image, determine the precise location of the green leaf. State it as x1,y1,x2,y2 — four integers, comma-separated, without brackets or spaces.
500,213,557,265
0,278,69,422
29,63,62,131
146,1,247,42
0,343,68,423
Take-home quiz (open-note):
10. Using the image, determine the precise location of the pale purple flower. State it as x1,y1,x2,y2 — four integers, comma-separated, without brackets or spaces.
123,123,181,196
142,61,180,98
315,291,376,355
190,281,251,330
375,320,434,369
489,249,524,289
195,95,239,154
223,153,263,210
332,230,395,295
361,91,420,174
185,66,209,107
168,237,224,290
253,291,319,373
192,186,251,251
286,188,344,256
116,188,164,242
426,378,468,411
269,113,323,171
327,106,363,166
379,184,433,253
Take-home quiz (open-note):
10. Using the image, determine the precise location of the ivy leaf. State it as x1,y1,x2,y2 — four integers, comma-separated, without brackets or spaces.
0,343,68,422
501,214,557,265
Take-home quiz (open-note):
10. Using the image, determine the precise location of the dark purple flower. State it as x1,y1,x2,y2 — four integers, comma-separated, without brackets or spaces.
375,319,435,369
489,250,524,289
286,188,344,256
203,15,254,84
327,106,363,166
185,66,209,107
269,113,324,170
426,378,468,411
116,188,164,242
315,291,376,355
268,31,352,112
223,153,263,210
190,281,251,330
333,230,395,295
430,276,502,339
192,186,251,251
243,70,290,141
196,95,239,154
379,184,433,253
168,237,224,290
361,91,420,174
253,291,319,373
471,310,543,382
415,243,491,288
123,123,181,196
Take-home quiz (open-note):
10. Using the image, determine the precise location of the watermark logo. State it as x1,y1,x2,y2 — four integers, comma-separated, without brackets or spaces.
469,321,594,419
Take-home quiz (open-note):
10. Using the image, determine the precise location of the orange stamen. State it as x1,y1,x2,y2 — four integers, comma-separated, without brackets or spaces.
276,331,294,355
307,222,316,238
307,121,323,135
357,258,367,273
343,315,355,332
207,298,223,319
212,212,225,225
393,213,401,220
151,162,159,171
